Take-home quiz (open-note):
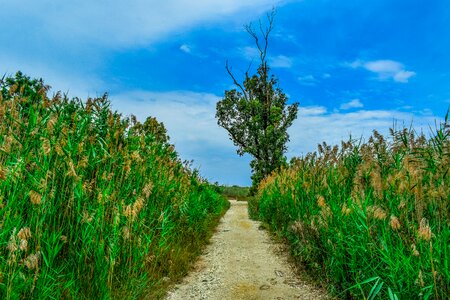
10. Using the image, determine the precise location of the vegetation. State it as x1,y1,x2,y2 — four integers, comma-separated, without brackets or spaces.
0,72,229,299
252,118,449,299
216,11,298,194
216,185,250,201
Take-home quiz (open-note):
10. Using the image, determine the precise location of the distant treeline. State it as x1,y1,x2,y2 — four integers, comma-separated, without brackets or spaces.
214,184,250,201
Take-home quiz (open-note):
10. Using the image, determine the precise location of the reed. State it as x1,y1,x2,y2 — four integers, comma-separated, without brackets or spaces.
0,72,228,299
253,113,449,299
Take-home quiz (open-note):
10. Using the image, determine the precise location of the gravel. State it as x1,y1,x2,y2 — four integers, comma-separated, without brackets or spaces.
165,200,329,300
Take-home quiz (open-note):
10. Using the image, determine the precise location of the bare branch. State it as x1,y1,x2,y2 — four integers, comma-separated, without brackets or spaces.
246,8,276,65
262,8,276,61
245,23,265,62
226,60,248,101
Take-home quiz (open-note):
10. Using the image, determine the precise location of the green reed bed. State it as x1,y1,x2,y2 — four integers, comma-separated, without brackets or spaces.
253,116,449,299
0,72,229,299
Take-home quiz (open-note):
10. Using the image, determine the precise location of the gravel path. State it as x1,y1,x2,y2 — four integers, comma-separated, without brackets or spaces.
165,200,328,300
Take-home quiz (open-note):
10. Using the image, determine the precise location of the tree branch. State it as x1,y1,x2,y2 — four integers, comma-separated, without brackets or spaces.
226,60,248,101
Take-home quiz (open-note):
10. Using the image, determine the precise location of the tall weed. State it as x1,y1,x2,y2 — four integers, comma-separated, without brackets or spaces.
0,72,228,299
255,114,449,299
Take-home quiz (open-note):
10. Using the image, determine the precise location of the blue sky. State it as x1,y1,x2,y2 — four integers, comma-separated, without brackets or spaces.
1,0,449,186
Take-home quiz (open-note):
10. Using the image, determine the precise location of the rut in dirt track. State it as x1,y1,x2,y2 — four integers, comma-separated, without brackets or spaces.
165,200,329,300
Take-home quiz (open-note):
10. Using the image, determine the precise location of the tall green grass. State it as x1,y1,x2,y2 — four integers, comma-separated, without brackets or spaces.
0,72,229,299
253,116,449,299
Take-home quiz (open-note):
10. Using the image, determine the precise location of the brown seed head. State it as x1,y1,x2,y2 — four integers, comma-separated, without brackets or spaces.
367,206,387,220
55,144,64,156
66,160,78,179
29,190,42,205
418,218,432,241
389,215,401,230
7,228,18,252
19,239,28,252
317,195,326,208
122,226,130,240
131,151,142,162
78,156,89,169
82,211,93,224
77,141,85,154
133,197,145,217
124,205,133,219
397,200,406,210
0,165,6,180
142,182,154,198
17,227,32,241
41,138,51,155
370,170,383,197
145,254,155,264
24,252,40,270
341,203,352,215
47,116,57,134
2,136,12,154
9,84,18,95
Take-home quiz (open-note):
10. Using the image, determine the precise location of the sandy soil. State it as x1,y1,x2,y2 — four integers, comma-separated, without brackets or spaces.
165,200,329,300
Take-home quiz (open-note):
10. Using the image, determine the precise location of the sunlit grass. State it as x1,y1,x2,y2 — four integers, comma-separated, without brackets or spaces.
253,115,449,299
0,72,229,299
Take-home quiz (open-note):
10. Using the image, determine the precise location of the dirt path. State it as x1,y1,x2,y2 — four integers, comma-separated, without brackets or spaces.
165,200,328,300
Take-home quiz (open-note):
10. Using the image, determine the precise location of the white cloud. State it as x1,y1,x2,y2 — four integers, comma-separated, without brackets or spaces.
350,59,416,83
364,60,402,73
299,106,327,116
179,44,192,54
349,60,363,69
297,75,317,85
287,107,440,158
241,46,260,61
111,90,225,145
110,90,252,185
110,90,441,185
0,54,103,99
393,70,416,83
0,0,286,48
340,98,363,110
270,55,293,68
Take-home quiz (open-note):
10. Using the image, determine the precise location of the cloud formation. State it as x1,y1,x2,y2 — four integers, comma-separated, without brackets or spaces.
0,0,284,48
180,44,192,54
297,75,317,86
340,98,363,110
110,90,252,185
110,89,441,185
270,55,293,68
287,107,440,158
350,59,416,83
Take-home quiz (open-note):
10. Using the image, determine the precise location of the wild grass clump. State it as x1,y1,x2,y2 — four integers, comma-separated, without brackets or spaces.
0,72,229,299
254,115,449,299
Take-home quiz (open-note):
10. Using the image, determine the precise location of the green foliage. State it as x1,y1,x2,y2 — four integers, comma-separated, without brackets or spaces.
254,118,450,299
0,72,229,299
216,185,250,201
216,12,298,194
